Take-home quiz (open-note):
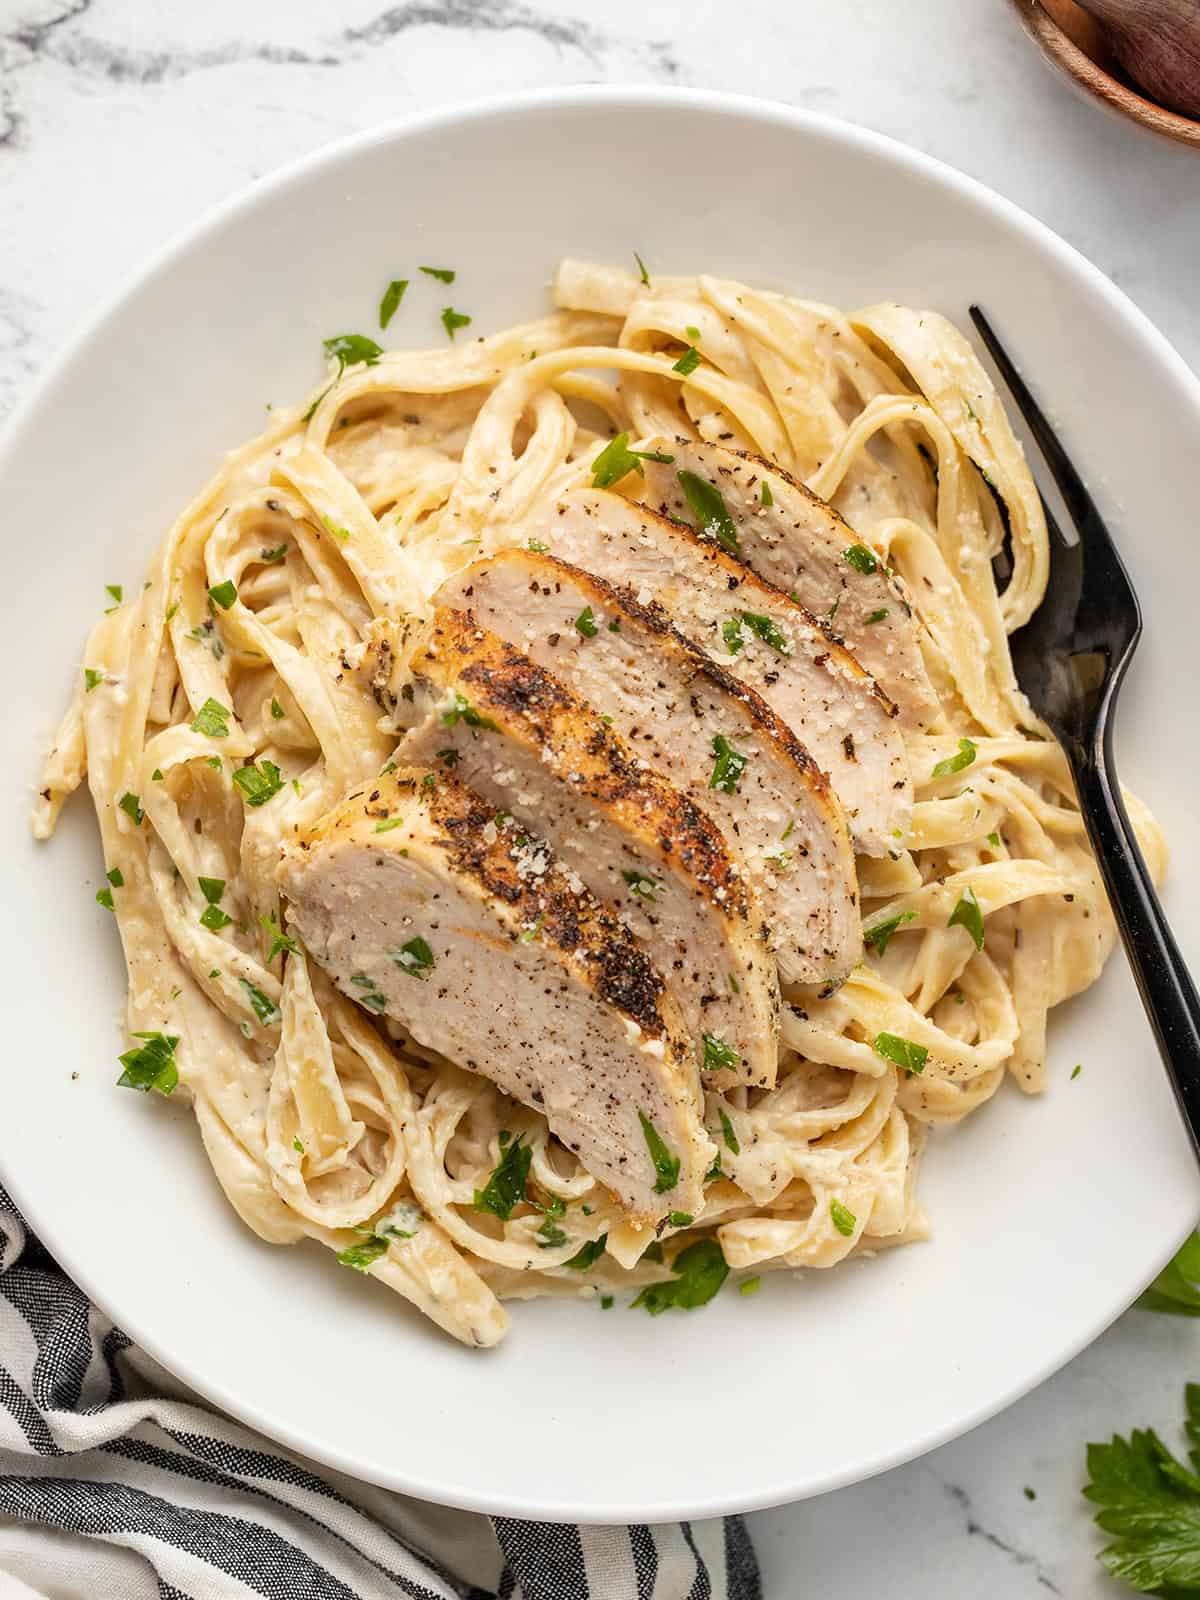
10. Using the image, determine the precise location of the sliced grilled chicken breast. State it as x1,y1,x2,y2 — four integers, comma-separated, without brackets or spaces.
435,551,861,986
280,768,713,1222
403,610,781,1089
635,437,939,726
525,487,911,854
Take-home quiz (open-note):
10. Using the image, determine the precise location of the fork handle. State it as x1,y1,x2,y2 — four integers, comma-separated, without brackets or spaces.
1070,736,1200,1148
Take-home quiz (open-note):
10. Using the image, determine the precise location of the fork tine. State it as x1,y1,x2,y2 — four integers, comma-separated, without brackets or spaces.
969,306,1098,537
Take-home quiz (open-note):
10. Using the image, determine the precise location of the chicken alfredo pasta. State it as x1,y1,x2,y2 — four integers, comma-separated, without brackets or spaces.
34,260,1166,1347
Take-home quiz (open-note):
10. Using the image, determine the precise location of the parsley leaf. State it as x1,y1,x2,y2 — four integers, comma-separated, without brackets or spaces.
337,1235,389,1271
740,611,793,656
678,470,738,551
239,977,281,1027
932,737,977,779
575,606,599,638
84,668,103,692
440,307,471,339
96,887,114,911
718,1107,740,1155
873,1032,929,1076
118,792,144,826
323,333,382,368
270,697,285,720
208,580,237,610
669,1211,693,1228
200,904,232,931
709,733,748,794
1082,1382,1200,1592
379,278,409,328
843,543,878,575
723,616,744,655
441,691,496,731
634,250,650,286
830,1198,857,1237
527,538,548,553
260,544,288,564
106,867,123,887
760,479,774,507
702,1034,739,1074
390,937,435,979
865,608,890,625
948,884,985,951
190,698,231,738
420,265,455,283
260,911,298,962
565,1235,608,1271
864,909,916,955
117,1031,179,1095
631,1238,728,1315
1137,1234,1200,1316
672,345,700,376
474,1133,532,1220
537,1219,569,1248
638,1111,679,1193
232,760,283,807
105,584,123,605
621,869,661,901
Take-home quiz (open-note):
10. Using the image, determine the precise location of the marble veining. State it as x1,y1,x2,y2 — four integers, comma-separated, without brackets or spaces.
2,1,1198,1592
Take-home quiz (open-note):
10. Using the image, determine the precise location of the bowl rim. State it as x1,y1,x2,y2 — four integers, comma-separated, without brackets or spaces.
3,83,1199,1522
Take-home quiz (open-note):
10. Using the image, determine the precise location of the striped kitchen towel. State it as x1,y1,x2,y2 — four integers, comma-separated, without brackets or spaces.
0,1185,761,1599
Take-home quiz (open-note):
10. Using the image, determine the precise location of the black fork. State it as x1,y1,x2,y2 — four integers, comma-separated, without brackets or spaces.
969,306,1200,1154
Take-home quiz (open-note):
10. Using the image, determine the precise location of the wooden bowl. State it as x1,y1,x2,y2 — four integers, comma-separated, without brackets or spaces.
1012,0,1200,148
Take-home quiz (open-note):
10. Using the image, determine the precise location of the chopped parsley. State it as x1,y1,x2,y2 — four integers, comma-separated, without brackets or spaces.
873,1031,929,1076
190,698,231,738
186,619,224,659
740,611,792,656
669,1211,693,1228
709,733,748,794
374,816,404,833
293,1136,305,1154
760,480,773,507
232,760,283,806
830,1198,857,1237
638,1111,680,1193
843,543,878,575
239,977,281,1027
1071,1063,1082,1080
864,909,916,955
739,1276,761,1296
391,937,435,979
95,887,114,911
379,278,409,328
117,1031,179,1095
319,513,351,544
336,1235,389,1271
107,867,124,888
865,608,890,625
678,470,738,551
118,792,144,826
536,1219,569,1249
441,691,496,731
200,904,232,932
349,973,388,1013
199,875,228,905
322,333,382,368
600,1294,614,1309
987,830,1001,848
723,616,744,654
260,912,297,962
631,1238,728,1315
672,345,701,376
702,1034,739,1075
932,737,977,778
519,915,544,944
621,869,661,901
590,431,673,489
574,605,599,638
718,1107,740,1155
208,580,237,610
633,250,650,286
420,265,455,283
474,1133,532,1220
84,668,103,693
270,697,285,720
105,584,123,605
527,538,549,553
260,544,288,564
440,307,471,339
948,884,985,951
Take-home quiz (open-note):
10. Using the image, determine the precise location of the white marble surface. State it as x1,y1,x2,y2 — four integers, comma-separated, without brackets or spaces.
2,0,1199,1592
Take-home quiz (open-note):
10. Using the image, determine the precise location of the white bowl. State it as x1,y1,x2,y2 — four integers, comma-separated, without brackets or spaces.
4,87,1199,1523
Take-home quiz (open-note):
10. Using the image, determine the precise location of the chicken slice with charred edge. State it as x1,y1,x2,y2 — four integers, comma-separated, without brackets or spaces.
402,610,781,1089
522,487,911,854
279,767,714,1222
433,551,861,987
634,437,939,727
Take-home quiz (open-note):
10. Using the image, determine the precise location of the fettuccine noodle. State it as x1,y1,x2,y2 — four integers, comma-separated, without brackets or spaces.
34,261,1165,1346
